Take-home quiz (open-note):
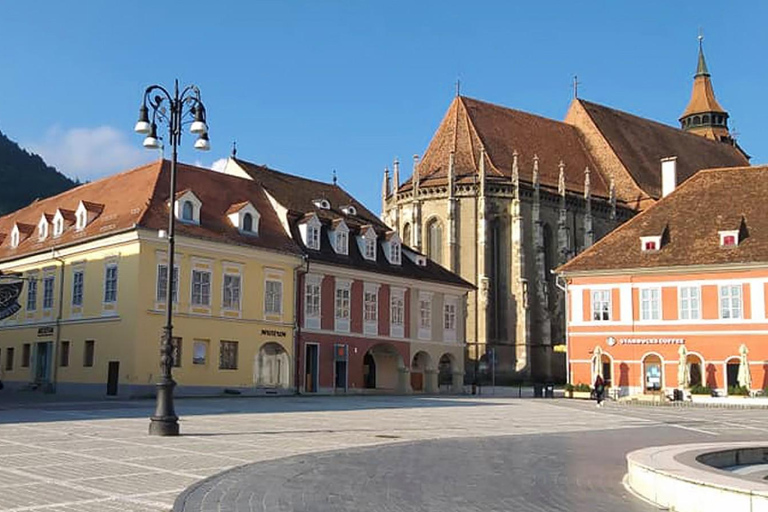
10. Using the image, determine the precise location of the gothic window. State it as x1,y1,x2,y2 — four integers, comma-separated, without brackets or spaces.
543,223,555,307
426,218,443,265
402,223,411,246
490,217,504,341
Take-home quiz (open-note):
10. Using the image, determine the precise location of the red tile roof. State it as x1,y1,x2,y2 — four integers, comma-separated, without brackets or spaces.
557,165,768,274
0,160,300,262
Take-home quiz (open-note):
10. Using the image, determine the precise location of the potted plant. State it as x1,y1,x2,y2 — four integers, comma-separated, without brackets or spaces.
727,385,750,398
565,383,592,399
689,384,714,397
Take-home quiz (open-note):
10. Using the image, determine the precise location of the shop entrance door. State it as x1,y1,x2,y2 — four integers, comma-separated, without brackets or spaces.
106,361,119,396
34,342,51,383
305,344,319,393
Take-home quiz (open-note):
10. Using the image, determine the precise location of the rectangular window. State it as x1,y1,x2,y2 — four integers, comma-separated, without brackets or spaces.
60,341,70,367
191,270,211,306
335,286,350,319
335,231,348,254
265,280,283,315
171,337,182,367
26,279,37,311
640,288,661,321
219,340,238,370
104,264,118,303
193,340,208,365
307,225,320,250
5,347,13,371
305,281,321,318
679,286,700,320
83,340,95,367
21,343,31,368
156,265,179,303
364,290,378,322
391,294,404,326
72,270,84,307
222,274,241,310
365,238,376,260
43,275,55,309
444,303,457,331
591,290,611,321
720,284,742,319
419,298,432,329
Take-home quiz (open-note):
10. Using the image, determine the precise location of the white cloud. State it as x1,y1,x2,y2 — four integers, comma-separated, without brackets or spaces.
26,125,153,182
210,158,228,173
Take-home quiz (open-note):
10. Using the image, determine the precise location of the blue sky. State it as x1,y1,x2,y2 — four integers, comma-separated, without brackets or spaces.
1,1,765,212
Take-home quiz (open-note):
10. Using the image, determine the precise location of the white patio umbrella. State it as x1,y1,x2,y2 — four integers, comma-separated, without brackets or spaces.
677,345,690,389
737,344,752,390
592,346,603,382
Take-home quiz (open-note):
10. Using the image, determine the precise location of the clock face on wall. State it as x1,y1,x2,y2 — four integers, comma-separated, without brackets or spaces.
606,336,617,347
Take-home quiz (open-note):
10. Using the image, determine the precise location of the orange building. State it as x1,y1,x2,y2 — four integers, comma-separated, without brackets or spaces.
558,165,768,397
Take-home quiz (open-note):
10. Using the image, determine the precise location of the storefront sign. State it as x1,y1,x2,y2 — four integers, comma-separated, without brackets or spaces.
261,329,287,338
37,326,54,338
334,343,348,362
618,337,685,345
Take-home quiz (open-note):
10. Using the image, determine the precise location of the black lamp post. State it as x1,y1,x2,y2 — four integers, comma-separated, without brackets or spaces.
134,80,209,436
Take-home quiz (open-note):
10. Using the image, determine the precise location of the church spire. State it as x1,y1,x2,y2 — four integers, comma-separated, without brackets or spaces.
679,33,732,143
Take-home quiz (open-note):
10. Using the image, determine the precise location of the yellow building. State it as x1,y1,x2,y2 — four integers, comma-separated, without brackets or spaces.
0,160,303,397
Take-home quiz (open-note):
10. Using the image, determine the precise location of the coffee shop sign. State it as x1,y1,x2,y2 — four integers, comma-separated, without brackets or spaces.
606,336,685,347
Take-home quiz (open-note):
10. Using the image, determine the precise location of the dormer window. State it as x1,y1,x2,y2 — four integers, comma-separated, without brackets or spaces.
336,230,348,254
9,223,32,248
10,227,19,248
330,220,349,255
76,209,87,230
227,201,260,236
719,230,739,248
299,214,322,250
313,199,330,210
358,226,377,262
52,209,75,238
341,205,357,216
640,235,661,252
384,232,402,265
75,201,103,231
53,216,64,237
174,190,202,225
38,215,50,241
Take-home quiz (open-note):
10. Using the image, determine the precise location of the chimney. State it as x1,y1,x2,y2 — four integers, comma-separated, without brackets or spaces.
661,156,677,197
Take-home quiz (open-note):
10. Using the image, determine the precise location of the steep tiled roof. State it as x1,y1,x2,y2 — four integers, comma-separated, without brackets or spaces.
570,99,748,201
232,158,389,230
408,96,609,198
557,165,768,273
233,158,472,289
0,160,300,262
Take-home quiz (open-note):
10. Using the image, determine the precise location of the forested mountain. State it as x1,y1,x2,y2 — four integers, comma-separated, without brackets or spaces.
0,129,76,215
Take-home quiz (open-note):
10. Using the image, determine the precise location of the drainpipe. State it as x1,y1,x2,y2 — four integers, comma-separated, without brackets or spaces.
554,272,569,385
293,254,309,395
50,248,65,394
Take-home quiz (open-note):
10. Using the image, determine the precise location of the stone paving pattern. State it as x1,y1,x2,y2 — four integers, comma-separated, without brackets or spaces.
0,396,764,511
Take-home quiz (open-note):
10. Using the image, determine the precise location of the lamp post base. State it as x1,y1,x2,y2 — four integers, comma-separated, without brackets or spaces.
149,379,179,436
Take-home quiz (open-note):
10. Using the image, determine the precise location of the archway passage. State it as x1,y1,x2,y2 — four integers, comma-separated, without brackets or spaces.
642,354,662,393
363,343,404,391
411,351,433,392
687,354,703,387
254,342,290,388
726,358,740,389
438,353,455,389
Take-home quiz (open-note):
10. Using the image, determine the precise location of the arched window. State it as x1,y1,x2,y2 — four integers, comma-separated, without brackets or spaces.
243,213,253,232
182,200,194,221
426,218,443,265
693,116,701,126
702,114,710,124
402,223,411,246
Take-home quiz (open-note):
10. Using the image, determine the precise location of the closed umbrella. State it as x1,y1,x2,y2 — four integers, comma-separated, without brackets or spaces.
737,344,751,390
592,346,603,381
677,345,690,389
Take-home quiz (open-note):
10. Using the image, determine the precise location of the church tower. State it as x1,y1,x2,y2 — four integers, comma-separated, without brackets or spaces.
679,36,733,143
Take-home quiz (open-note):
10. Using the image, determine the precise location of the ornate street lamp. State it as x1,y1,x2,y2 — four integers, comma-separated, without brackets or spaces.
134,80,210,436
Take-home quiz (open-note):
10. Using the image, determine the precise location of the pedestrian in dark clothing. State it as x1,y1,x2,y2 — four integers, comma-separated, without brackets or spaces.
594,375,605,407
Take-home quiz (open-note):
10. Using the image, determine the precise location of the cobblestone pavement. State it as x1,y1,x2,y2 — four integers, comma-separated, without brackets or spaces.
0,396,763,512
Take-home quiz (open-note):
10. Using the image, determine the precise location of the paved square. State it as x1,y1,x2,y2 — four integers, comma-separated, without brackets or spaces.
0,396,764,511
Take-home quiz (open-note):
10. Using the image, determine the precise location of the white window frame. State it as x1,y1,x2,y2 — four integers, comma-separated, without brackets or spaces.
156,264,179,304
418,291,433,340
174,190,202,225
72,269,84,307
26,276,38,311
222,273,242,311
390,287,405,338
390,240,401,265
10,226,20,248
53,216,64,237
678,285,700,321
103,263,118,304
719,284,742,320
363,283,379,335
43,275,55,310
334,279,351,333
640,287,661,321
335,229,348,255
38,215,49,241
590,289,611,322
264,279,283,316
364,238,376,260
191,269,212,306
443,296,457,342
193,339,209,365
304,274,322,329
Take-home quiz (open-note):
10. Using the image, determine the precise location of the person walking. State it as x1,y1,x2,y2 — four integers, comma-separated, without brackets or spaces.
593,375,605,407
